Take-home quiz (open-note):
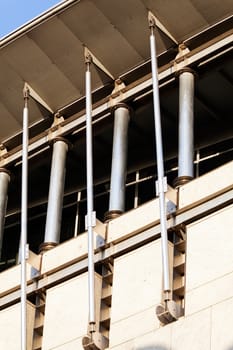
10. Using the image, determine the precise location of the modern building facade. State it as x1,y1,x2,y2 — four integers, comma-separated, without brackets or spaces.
0,1,232,349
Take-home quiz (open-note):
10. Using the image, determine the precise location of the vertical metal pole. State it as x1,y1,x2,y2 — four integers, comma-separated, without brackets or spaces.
195,149,200,178
178,69,195,183
109,104,130,214
134,170,140,209
21,85,29,350
148,14,170,299
42,138,68,250
74,191,82,237
85,53,96,332
0,169,10,260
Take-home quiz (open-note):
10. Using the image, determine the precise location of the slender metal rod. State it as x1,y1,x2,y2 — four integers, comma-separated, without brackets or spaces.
85,57,96,329
109,105,130,212
20,87,29,350
0,170,10,260
149,17,170,297
178,70,195,179
74,191,82,237
44,139,68,245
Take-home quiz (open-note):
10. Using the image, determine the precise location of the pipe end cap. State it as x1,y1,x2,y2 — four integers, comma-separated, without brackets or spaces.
39,242,58,254
173,175,193,188
82,332,109,350
156,300,182,324
104,210,123,223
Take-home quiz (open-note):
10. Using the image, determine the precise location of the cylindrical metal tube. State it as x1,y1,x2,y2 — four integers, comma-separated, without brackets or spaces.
150,27,170,294
109,104,130,213
0,169,10,260
21,95,29,350
86,61,95,328
43,138,68,245
178,70,195,179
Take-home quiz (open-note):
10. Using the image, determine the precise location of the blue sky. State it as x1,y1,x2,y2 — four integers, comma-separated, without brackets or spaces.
0,0,63,38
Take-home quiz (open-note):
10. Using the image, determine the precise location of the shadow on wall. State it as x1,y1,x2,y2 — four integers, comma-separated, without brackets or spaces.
136,345,233,350
136,346,169,350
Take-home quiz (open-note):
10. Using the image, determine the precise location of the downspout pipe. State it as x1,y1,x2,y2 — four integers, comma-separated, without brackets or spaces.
148,13,171,301
20,85,29,350
174,68,195,187
0,169,10,260
85,53,96,333
105,104,130,221
40,137,68,252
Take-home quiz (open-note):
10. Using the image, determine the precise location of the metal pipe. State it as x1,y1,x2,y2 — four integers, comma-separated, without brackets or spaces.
20,86,29,350
42,138,68,249
0,169,10,260
109,104,130,213
177,69,195,184
149,13,171,299
85,54,96,331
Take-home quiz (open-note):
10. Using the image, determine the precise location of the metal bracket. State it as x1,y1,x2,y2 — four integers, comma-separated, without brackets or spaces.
173,43,191,72
84,46,114,83
156,177,168,196
25,243,29,260
24,82,54,114
148,11,178,45
48,112,65,138
0,144,8,159
110,78,127,99
85,212,96,230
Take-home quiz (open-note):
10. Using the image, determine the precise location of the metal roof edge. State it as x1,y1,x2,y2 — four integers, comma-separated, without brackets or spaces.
0,0,80,49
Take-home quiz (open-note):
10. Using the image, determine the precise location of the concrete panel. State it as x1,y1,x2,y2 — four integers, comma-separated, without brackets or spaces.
134,323,172,350
186,204,233,292
108,187,176,244
0,301,35,350
0,251,40,295
171,308,211,350
110,307,159,348
211,297,233,350
185,271,233,316
41,220,105,274
42,272,102,350
51,338,83,349
179,160,233,209
110,240,173,348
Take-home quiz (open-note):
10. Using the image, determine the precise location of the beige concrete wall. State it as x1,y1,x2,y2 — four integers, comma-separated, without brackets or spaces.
0,301,35,350
109,297,233,350
41,220,105,274
107,187,176,244
0,250,40,296
42,272,102,350
110,298,233,350
109,239,173,348
109,308,211,350
178,160,233,209
185,204,233,315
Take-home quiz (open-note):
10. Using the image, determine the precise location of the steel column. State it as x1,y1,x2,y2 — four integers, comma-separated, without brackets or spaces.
177,69,195,185
42,138,68,249
149,13,171,299
85,53,96,331
0,169,10,260
108,104,130,217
